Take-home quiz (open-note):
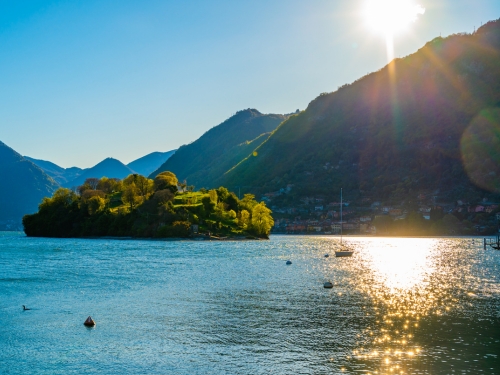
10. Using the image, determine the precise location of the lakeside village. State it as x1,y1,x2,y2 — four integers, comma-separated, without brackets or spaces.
263,185,500,236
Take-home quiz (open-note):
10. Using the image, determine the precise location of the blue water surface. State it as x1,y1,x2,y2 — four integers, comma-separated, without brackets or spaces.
1,232,499,374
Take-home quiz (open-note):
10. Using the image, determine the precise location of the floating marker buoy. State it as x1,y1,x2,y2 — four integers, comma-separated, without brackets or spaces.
286,260,292,265
84,316,96,327
324,254,329,258
324,281,333,288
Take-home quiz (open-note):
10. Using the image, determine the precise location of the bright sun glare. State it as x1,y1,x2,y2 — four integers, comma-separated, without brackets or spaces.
364,0,425,36
363,0,425,61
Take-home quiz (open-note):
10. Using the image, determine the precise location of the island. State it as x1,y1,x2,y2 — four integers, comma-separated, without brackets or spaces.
23,172,274,239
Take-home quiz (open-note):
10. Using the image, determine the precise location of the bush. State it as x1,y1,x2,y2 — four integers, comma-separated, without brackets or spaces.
156,221,191,237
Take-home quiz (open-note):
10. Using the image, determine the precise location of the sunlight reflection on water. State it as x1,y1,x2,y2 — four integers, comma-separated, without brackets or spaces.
321,237,498,375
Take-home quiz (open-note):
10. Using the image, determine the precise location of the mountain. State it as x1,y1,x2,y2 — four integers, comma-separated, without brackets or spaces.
127,150,176,177
25,149,174,185
65,158,136,187
220,19,500,205
0,141,59,229
149,109,287,188
24,156,83,185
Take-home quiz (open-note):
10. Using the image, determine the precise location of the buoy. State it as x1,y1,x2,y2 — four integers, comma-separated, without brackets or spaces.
324,254,329,258
324,281,333,288
22,305,30,311
84,316,96,327
286,260,292,265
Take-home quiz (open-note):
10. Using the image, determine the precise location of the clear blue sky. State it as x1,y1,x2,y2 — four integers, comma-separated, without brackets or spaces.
1,0,498,168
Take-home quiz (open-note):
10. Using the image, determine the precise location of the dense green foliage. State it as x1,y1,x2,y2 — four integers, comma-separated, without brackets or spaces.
220,20,500,205
0,141,59,229
23,172,274,239
149,109,287,188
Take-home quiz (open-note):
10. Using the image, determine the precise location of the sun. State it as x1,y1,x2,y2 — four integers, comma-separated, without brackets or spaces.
363,0,425,37
363,0,425,61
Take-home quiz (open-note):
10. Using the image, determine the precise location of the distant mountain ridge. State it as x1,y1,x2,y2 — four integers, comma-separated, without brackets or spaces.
219,19,500,204
64,158,136,187
0,141,59,229
150,109,287,188
25,149,175,187
24,156,83,185
127,150,176,177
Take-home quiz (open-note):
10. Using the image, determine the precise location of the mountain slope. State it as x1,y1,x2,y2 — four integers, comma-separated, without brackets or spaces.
127,150,176,177
220,19,500,203
149,109,287,187
65,158,136,187
0,141,59,229
24,156,83,185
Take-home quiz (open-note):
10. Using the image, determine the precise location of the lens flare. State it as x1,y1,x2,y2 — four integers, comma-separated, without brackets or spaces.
460,108,500,193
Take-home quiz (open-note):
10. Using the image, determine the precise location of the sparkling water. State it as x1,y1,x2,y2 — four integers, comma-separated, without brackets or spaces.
1,232,499,374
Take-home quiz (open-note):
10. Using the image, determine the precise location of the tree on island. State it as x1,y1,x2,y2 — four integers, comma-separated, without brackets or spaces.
154,171,178,192
250,202,274,237
121,183,141,209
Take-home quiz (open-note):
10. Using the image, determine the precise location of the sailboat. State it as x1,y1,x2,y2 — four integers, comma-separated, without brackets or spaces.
335,188,354,257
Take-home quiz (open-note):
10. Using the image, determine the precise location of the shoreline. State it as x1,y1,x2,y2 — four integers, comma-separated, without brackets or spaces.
7,231,494,242
20,234,267,241
3,230,491,240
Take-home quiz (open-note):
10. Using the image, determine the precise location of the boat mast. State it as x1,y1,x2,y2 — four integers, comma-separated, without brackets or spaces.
340,188,343,244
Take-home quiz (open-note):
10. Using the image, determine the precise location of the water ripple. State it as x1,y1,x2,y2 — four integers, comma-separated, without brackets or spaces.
0,232,499,374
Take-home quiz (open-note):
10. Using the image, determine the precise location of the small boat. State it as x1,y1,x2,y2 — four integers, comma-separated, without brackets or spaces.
324,281,333,288
335,188,354,257
335,247,354,257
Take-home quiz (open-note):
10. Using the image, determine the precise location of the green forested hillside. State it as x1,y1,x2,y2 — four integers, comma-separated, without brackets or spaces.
220,19,500,204
0,141,59,229
149,109,287,187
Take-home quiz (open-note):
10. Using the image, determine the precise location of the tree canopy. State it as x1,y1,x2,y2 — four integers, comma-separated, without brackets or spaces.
23,172,273,239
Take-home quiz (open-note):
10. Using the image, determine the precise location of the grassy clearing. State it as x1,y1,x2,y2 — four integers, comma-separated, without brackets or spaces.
174,191,208,206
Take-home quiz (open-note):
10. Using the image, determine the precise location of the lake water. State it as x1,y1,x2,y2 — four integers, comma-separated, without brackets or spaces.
1,232,499,374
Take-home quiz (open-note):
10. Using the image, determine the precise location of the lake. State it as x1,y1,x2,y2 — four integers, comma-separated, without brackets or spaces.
1,232,499,374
